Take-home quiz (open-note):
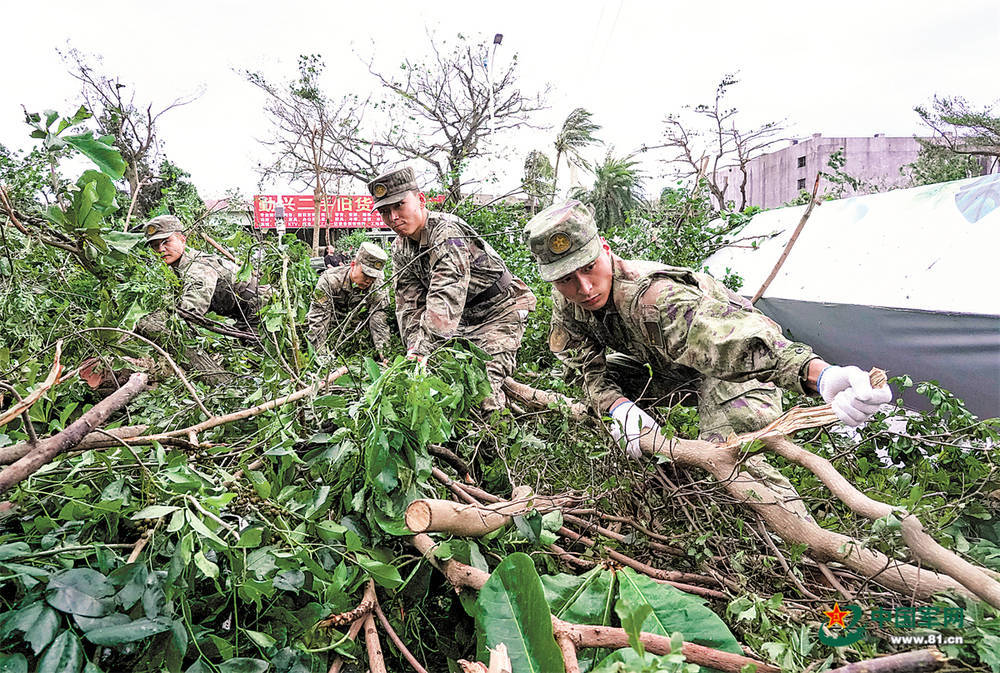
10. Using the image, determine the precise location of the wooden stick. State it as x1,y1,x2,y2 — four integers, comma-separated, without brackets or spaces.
373,599,428,673
826,648,946,673
363,614,387,673
200,231,238,263
0,373,149,495
751,172,821,304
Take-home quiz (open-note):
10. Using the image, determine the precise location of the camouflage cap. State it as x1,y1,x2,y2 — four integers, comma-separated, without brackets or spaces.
144,215,185,243
367,167,418,211
355,242,388,278
523,200,602,282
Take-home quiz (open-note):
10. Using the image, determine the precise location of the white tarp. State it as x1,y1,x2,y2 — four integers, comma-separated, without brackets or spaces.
706,173,1000,315
704,174,1000,418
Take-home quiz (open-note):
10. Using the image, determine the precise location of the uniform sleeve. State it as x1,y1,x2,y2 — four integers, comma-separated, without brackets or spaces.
306,274,334,354
392,245,426,352
410,222,472,355
650,281,817,393
548,294,625,414
367,283,392,356
178,263,219,316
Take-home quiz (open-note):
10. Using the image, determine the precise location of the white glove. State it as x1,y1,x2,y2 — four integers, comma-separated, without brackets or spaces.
608,400,661,460
817,365,892,427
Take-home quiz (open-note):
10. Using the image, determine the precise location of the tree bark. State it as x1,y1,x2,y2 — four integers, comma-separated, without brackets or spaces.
0,373,149,495
0,425,148,465
826,648,947,673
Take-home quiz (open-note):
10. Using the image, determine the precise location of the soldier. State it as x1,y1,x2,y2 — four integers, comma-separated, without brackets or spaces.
368,166,536,411
144,215,269,328
523,199,891,457
306,242,392,361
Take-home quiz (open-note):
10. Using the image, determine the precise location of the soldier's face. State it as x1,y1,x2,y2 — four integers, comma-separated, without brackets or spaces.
150,233,186,265
553,246,613,311
349,262,375,289
378,191,427,240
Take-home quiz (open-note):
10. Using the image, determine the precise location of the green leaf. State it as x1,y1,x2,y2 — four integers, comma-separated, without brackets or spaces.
0,653,28,673
185,511,228,547
11,602,60,654
475,552,564,673
0,542,30,560
218,658,269,673
63,133,126,179
46,568,114,617
615,600,652,657
132,505,182,519
37,630,83,673
272,570,304,592
73,612,130,633
616,567,742,654
104,231,145,254
237,527,264,548
84,616,172,645
355,555,402,589
194,551,220,579
245,629,276,649
541,566,615,625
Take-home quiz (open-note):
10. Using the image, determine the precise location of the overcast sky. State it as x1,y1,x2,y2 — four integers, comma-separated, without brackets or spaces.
3,0,997,200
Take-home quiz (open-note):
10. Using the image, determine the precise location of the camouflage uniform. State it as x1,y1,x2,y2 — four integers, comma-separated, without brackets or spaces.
369,167,536,411
173,250,269,327
549,257,817,442
306,244,392,358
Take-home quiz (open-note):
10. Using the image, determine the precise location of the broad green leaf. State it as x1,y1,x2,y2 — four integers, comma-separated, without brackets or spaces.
0,542,30,560
355,555,401,589
84,616,172,645
132,505,182,519
541,567,616,672
185,511,228,547
616,568,742,655
218,658,269,673
245,629,276,649
315,520,347,542
272,569,304,592
109,564,148,610
194,551,220,579
237,527,264,548
11,602,60,654
475,552,563,673
37,630,83,673
73,613,130,633
63,133,126,179
103,230,145,254
0,653,28,673
46,568,114,617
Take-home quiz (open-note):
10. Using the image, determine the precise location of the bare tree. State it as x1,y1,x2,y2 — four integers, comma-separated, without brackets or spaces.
364,34,548,202
60,47,199,220
246,55,384,253
655,74,785,212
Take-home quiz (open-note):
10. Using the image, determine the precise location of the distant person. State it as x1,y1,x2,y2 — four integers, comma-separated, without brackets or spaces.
306,242,392,362
369,166,536,411
523,199,891,456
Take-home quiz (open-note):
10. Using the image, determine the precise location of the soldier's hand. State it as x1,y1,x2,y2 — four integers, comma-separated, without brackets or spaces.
608,400,660,460
817,365,892,427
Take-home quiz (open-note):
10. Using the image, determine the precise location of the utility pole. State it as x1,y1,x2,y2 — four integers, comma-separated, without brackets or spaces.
487,33,503,136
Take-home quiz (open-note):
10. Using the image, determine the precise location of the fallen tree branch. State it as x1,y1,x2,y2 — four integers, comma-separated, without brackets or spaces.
405,489,570,536
373,597,428,673
509,379,985,603
129,366,348,443
412,534,777,673
363,614,387,673
826,648,946,673
764,435,1000,607
0,373,149,495
0,424,148,465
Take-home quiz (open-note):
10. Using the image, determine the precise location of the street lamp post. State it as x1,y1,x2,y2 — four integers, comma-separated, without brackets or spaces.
487,33,503,135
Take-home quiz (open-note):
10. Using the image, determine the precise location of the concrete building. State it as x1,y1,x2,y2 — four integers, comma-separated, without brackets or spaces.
717,134,927,209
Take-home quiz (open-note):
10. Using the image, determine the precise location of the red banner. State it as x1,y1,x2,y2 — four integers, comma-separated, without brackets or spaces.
252,194,446,229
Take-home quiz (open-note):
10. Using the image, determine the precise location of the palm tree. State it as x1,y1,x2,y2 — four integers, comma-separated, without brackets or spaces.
553,108,602,196
572,150,646,231
522,150,555,214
